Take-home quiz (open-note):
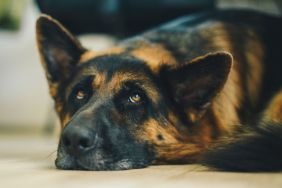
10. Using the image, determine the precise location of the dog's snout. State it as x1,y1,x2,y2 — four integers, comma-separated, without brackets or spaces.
61,125,96,156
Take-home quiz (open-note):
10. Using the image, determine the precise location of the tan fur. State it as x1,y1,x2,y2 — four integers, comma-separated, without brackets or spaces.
130,43,177,73
155,143,204,163
62,113,71,128
137,111,220,163
79,47,125,63
92,72,106,89
49,84,59,98
211,27,264,133
108,72,161,104
245,31,264,106
139,119,181,144
201,23,264,133
263,90,282,123
152,111,227,163
212,67,242,133
198,21,234,52
204,22,243,133
137,119,204,163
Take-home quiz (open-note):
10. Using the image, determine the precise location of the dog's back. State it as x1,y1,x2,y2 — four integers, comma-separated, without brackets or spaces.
120,10,282,171
122,9,282,119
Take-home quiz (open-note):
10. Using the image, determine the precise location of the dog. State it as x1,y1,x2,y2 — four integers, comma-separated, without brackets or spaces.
36,9,282,171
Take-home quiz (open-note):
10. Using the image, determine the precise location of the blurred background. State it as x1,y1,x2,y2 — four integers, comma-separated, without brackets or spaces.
0,0,282,158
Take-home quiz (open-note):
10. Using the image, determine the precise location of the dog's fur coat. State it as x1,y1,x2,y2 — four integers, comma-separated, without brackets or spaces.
36,10,282,171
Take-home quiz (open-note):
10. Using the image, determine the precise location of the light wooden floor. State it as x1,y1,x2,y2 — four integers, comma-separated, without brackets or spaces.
1,133,282,188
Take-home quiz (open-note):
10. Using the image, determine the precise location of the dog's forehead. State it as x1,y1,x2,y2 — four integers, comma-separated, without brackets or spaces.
69,54,156,92
79,54,147,73
58,54,161,107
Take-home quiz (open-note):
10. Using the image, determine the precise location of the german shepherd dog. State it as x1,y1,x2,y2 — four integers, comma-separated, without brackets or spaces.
36,10,282,171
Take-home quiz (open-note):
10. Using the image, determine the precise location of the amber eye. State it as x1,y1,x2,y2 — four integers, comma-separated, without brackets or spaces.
76,90,86,100
128,93,142,104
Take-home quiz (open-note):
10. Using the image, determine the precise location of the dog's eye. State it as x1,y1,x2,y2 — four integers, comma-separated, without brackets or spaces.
128,93,142,104
76,90,87,100
73,88,91,102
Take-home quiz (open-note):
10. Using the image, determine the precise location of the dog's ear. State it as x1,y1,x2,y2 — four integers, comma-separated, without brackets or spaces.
160,52,233,122
36,15,86,91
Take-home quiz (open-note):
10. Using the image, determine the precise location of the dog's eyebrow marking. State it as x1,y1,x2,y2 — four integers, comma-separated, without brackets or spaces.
130,43,177,73
92,72,106,89
106,72,146,93
107,72,161,104
79,47,125,63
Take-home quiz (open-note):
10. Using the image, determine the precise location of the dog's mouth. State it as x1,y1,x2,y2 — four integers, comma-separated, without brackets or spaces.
55,127,155,171
78,159,149,171
55,155,150,171
55,144,153,171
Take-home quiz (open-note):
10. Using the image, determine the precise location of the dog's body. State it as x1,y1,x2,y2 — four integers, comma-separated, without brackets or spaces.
36,10,282,171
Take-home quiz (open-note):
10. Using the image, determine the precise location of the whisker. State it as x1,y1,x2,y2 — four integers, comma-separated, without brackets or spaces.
45,150,57,159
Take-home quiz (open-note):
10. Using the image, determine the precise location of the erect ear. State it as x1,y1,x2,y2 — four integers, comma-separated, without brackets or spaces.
161,52,233,122
36,15,86,95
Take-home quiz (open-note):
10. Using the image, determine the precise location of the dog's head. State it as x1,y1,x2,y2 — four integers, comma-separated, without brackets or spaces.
36,15,232,170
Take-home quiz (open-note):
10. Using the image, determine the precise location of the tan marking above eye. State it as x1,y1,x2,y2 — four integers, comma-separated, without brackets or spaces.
130,43,177,73
79,47,125,63
107,72,161,104
92,72,106,89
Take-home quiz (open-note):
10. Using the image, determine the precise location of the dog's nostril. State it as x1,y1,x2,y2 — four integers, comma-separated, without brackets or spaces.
78,137,91,149
63,137,71,147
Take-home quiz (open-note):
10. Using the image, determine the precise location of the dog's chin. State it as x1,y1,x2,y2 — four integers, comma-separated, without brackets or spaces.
77,159,149,171
55,156,149,171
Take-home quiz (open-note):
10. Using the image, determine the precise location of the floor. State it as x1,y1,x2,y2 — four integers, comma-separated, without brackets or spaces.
1,133,282,188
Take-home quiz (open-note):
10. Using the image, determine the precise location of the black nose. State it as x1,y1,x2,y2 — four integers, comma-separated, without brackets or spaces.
61,125,96,156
